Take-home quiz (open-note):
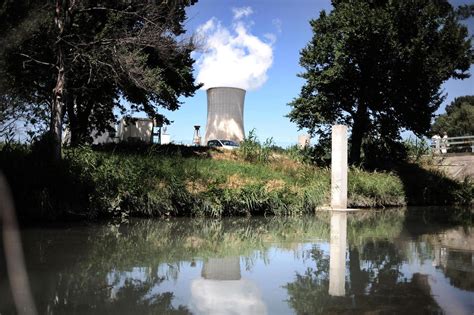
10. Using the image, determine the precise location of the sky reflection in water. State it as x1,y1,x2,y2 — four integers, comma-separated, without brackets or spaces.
0,208,473,314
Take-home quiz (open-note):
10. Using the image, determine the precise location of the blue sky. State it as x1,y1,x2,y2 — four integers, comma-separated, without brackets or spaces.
159,0,474,146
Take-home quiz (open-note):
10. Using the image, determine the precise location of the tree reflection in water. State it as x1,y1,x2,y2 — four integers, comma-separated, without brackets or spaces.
285,211,444,314
0,209,472,314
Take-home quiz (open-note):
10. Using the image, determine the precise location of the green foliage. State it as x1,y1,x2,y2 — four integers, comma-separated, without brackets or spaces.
0,143,93,220
1,141,471,221
431,95,474,137
456,4,474,19
238,129,274,164
348,168,406,207
288,0,472,164
403,137,431,162
0,1,201,147
284,145,310,163
285,144,327,166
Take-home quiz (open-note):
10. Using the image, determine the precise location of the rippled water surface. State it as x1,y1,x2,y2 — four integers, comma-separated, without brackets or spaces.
1,208,473,314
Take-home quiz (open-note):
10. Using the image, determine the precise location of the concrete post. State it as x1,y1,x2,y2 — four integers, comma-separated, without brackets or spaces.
329,211,347,296
331,125,348,209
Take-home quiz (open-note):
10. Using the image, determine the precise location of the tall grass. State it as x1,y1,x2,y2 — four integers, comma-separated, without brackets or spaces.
238,129,274,163
403,137,431,162
1,141,471,221
348,167,406,207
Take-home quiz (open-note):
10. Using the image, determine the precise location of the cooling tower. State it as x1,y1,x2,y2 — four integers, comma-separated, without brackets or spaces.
205,87,246,144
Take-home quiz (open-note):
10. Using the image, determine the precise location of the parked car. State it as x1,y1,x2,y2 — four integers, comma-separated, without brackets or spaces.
207,139,240,150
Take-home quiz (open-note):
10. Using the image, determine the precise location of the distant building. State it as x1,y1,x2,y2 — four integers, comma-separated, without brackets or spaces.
117,117,154,143
64,117,166,145
298,134,311,149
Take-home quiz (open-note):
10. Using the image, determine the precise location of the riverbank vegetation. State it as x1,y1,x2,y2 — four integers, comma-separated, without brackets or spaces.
1,1,472,223
1,139,471,221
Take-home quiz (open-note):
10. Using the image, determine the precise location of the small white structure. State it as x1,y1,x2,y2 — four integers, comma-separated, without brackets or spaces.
65,117,170,145
331,125,348,209
91,125,117,145
161,127,171,145
298,134,311,149
327,125,351,297
63,124,117,145
193,125,202,146
205,87,246,144
117,118,154,143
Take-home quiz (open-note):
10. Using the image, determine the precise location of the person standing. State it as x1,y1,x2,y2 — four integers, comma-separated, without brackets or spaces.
431,134,441,154
441,132,449,154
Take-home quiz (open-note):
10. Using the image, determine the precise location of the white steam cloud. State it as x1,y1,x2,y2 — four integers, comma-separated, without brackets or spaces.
232,6,253,20
195,7,275,91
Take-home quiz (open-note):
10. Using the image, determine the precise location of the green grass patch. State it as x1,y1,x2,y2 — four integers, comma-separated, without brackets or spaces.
1,142,471,221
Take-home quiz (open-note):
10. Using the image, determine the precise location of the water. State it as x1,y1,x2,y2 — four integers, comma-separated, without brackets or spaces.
0,208,473,314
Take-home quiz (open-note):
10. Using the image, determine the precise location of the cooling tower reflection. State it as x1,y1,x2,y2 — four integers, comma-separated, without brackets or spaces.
191,257,267,315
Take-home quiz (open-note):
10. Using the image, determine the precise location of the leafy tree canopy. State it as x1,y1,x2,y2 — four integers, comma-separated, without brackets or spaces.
288,0,472,164
0,0,201,147
431,95,474,136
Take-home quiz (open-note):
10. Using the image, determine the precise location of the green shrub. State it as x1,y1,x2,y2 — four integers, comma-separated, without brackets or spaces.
238,129,274,164
403,137,431,162
348,167,406,207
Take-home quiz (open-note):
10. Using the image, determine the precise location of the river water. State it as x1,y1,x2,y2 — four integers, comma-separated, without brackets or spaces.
0,208,473,314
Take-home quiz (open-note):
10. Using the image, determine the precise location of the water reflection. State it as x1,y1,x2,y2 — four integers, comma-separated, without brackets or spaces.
0,209,472,314
328,211,347,296
191,257,266,314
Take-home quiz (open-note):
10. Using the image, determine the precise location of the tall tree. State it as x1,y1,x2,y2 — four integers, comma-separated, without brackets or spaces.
431,95,474,136
288,0,472,165
0,0,201,156
0,1,53,140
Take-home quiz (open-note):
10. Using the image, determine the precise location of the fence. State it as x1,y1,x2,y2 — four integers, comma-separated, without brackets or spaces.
431,135,474,154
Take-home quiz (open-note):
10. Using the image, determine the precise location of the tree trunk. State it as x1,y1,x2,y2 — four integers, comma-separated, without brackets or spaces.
51,0,67,160
348,246,364,294
69,122,89,147
51,59,64,159
349,103,368,165
67,97,95,147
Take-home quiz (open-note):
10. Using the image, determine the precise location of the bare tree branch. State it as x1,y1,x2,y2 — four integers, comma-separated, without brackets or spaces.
19,53,57,69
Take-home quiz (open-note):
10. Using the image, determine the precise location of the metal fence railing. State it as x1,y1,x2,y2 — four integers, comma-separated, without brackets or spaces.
431,135,474,154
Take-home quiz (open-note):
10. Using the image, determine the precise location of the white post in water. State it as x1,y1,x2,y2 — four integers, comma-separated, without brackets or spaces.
331,125,348,209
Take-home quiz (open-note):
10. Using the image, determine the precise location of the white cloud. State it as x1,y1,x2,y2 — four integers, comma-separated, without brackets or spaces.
198,18,216,33
264,33,276,45
232,6,253,20
191,278,267,315
195,12,275,91
272,18,282,33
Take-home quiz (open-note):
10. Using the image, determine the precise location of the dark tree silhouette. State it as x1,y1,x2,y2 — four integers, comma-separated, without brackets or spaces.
288,0,472,164
0,0,201,157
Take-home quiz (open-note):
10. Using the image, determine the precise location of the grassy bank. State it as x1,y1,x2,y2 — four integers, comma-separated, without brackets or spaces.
0,143,471,221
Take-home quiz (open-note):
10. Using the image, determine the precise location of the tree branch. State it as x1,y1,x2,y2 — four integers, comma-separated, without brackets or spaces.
19,53,57,69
